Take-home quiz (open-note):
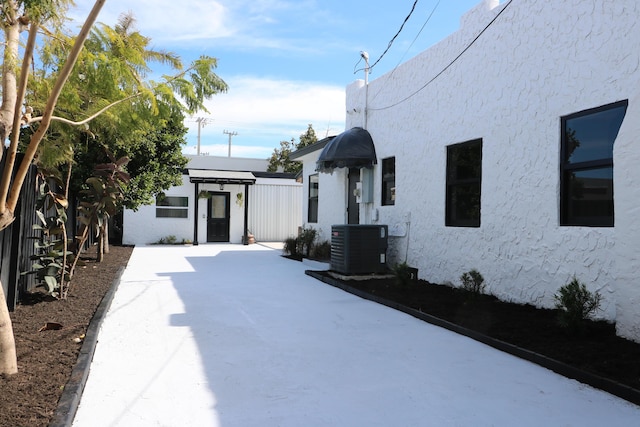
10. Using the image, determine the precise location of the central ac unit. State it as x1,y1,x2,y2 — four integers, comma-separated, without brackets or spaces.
330,225,388,275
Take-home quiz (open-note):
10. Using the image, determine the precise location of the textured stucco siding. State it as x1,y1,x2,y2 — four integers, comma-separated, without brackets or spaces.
333,0,640,340
123,175,194,245
124,176,302,246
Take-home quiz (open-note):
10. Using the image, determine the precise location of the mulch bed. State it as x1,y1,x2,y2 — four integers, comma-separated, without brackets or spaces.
0,245,133,427
311,270,640,395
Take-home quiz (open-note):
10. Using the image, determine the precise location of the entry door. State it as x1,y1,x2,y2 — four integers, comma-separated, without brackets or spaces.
347,168,360,224
207,192,230,242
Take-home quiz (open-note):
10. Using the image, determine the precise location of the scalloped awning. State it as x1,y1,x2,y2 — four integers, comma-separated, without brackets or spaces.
316,127,377,173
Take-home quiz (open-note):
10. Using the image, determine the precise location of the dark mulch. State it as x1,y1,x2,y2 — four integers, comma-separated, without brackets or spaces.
0,245,133,427
313,270,640,394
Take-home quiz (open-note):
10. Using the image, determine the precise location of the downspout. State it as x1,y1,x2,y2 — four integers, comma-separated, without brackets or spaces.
361,51,369,130
193,182,199,245
243,184,249,245
362,51,371,224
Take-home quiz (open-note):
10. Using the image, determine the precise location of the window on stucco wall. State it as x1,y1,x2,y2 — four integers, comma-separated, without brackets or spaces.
308,174,319,223
446,139,482,227
560,100,627,227
156,196,188,218
382,157,395,206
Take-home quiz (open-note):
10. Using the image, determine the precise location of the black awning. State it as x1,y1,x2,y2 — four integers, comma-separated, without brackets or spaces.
187,169,256,185
315,127,377,173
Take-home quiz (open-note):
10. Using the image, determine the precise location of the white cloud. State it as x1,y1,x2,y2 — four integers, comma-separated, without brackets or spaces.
72,0,234,42
184,76,346,158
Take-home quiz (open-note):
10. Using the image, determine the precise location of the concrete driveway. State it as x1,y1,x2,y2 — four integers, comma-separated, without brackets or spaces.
72,244,640,426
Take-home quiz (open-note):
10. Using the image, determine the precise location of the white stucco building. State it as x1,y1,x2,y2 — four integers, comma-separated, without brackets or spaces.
123,155,302,246
292,0,640,342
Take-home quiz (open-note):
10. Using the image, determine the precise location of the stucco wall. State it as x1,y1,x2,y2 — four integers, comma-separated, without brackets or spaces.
124,174,302,246
298,151,349,244
123,175,194,245
335,0,640,340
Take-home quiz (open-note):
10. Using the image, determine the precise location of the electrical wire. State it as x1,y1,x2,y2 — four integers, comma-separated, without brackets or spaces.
368,0,420,72
368,0,441,105
369,0,514,111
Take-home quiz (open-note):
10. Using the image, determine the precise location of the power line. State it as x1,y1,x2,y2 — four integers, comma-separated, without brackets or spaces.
368,0,420,72
369,0,441,106
369,0,514,112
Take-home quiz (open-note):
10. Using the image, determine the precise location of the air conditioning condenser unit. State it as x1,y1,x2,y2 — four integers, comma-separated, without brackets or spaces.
330,225,388,275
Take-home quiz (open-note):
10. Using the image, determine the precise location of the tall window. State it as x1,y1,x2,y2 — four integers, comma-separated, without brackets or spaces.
156,196,188,218
446,139,482,227
308,174,319,223
382,157,395,206
560,100,627,227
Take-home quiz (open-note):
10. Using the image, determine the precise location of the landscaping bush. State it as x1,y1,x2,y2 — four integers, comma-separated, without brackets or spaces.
554,276,602,335
283,236,301,258
460,269,485,295
299,226,317,257
311,240,331,261
392,262,415,289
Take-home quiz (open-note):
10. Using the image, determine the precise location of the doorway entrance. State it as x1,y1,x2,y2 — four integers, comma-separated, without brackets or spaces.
348,168,360,224
207,192,230,242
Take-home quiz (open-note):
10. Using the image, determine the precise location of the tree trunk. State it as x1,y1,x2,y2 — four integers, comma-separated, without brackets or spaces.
104,221,110,254
0,0,107,375
96,227,104,262
0,282,17,375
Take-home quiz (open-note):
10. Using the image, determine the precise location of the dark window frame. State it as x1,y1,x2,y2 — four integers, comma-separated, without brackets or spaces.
381,157,396,206
446,139,482,227
560,100,627,227
156,196,189,218
308,174,319,223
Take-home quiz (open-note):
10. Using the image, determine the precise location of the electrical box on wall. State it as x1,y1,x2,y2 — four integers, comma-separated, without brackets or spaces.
361,168,374,203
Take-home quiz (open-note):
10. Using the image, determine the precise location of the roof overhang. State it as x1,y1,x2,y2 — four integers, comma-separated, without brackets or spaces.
315,127,377,173
290,136,335,161
188,169,256,185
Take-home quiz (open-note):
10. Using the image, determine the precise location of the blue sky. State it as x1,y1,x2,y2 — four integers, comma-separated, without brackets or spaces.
71,0,483,159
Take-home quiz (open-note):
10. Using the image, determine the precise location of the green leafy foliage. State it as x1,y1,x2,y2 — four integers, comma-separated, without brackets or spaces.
268,124,318,173
393,262,416,289
283,237,300,258
283,227,328,260
24,175,72,298
298,226,317,258
311,240,330,261
29,12,226,211
460,269,485,295
554,277,602,335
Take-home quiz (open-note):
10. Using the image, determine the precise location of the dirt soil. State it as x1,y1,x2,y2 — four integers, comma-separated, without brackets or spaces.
0,245,133,427
318,272,640,393
1,248,639,426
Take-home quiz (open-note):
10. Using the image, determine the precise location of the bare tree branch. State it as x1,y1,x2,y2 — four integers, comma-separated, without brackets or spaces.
29,93,140,127
6,0,106,213
0,21,38,216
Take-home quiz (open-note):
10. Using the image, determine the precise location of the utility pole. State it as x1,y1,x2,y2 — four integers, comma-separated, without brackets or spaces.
195,117,212,155
223,130,238,157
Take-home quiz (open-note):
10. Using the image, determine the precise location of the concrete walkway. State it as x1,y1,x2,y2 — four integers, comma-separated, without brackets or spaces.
72,244,640,426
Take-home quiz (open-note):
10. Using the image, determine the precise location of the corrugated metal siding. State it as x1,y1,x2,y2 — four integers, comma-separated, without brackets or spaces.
249,184,302,242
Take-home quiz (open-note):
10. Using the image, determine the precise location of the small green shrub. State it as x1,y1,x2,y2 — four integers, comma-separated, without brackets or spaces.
393,262,415,289
460,269,485,295
299,226,317,257
154,235,192,245
311,240,331,261
283,236,300,258
554,277,602,334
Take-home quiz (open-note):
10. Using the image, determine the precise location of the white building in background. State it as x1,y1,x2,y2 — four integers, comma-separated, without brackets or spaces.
123,155,302,246
291,0,640,342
